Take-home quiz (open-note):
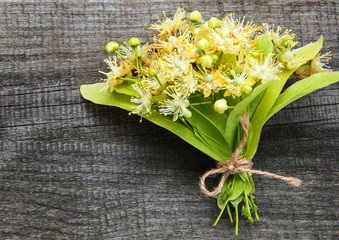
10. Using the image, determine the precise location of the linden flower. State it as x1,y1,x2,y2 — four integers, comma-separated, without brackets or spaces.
229,68,248,86
224,68,252,97
151,8,187,38
121,44,150,63
175,72,198,93
194,69,225,97
311,52,331,73
163,53,191,77
248,55,283,83
99,57,125,93
221,14,256,43
153,36,177,51
278,48,303,69
225,70,256,97
153,34,190,52
295,52,332,79
148,62,168,92
209,29,235,53
209,28,243,55
160,87,192,121
261,24,295,47
130,84,153,116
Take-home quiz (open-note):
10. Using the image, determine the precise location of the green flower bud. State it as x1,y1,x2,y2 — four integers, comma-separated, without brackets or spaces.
148,68,158,77
279,50,294,63
198,55,213,68
196,38,209,50
189,10,202,23
210,54,219,63
195,48,203,55
247,215,253,223
106,41,119,54
283,39,294,48
213,99,228,114
207,17,220,28
241,205,246,216
128,37,140,47
241,84,252,95
272,36,283,46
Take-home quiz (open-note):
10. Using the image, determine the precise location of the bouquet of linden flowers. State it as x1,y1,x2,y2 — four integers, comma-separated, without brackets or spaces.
80,8,338,235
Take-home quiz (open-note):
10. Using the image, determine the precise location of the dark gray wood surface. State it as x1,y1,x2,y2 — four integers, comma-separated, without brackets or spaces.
1,1,338,239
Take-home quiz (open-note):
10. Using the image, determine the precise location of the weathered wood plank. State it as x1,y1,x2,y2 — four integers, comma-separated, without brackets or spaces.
0,0,338,239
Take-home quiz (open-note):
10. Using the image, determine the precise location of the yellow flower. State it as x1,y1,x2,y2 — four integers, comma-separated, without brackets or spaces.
159,87,191,121
311,52,331,73
151,8,187,39
121,44,150,63
99,57,125,93
248,55,283,83
261,24,295,47
131,84,153,116
163,53,191,77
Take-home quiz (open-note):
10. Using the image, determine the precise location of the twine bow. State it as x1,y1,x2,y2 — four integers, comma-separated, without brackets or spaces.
199,113,302,197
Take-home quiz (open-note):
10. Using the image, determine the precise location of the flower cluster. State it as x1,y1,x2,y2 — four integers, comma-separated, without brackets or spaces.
80,8,337,236
100,8,330,121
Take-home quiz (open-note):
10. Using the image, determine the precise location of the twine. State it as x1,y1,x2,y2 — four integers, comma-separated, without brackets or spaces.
199,113,302,197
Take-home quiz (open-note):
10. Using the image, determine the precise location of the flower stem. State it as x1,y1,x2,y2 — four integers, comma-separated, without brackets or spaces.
134,47,141,78
190,102,211,106
189,22,196,31
215,52,223,67
114,50,137,68
152,99,166,102
155,75,164,90
213,199,229,227
234,204,239,236
117,77,138,82
226,204,233,223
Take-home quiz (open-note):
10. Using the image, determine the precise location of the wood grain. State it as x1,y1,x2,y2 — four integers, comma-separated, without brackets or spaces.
0,0,338,239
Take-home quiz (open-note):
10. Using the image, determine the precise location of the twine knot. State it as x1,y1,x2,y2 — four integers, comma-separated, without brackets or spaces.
199,113,302,197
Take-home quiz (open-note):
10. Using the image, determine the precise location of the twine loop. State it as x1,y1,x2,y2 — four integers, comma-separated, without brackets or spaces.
199,113,302,197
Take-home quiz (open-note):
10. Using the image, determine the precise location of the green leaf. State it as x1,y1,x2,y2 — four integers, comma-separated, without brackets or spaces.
80,83,223,160
196,29,212,41
228,176,246,201
249,174,255,194
224,81,274,151
254,33,273,56
191,124,229,160
217,177,231,209
243,181,252,195
230,194,243,206
222,53,237,66
187,102,231,159
80,83,135,111
114,82,138,96
238,173,250,183
245,35,324,160
267,72,339,119
189,105,227,140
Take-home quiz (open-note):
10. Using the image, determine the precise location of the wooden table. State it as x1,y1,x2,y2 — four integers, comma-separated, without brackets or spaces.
1,1,338,239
